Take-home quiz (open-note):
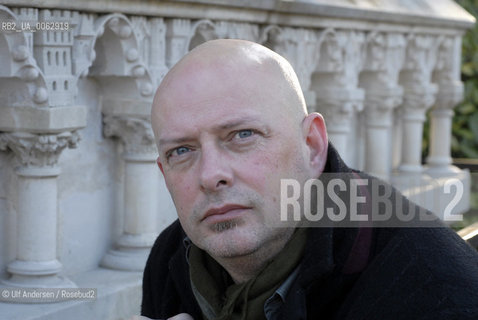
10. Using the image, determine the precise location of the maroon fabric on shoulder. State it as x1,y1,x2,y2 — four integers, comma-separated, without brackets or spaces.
342,172,373,275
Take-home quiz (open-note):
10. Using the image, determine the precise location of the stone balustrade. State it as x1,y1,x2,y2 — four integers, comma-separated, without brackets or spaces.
0,0,474,319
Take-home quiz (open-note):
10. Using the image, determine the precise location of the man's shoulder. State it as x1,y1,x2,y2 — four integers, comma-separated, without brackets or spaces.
144,219,188,282
373,226,478,274
149,219,185,261
391,226,478,286
142,219,200,318
344,226,478,318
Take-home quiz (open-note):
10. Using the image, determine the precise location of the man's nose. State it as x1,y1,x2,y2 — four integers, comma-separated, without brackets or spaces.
198,145,233,192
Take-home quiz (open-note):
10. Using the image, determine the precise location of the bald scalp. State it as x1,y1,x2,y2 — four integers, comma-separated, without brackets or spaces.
151,39,308,139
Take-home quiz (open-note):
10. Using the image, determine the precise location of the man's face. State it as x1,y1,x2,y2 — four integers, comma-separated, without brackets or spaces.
154,62,313,259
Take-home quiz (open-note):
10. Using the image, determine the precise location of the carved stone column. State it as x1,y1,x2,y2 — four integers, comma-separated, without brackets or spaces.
398,34,438,175
363,90,402,180
426,36,464,176
0,5,86,290
426,92,461,175
313,29,365,165
87,14,158,271
0,132,79,288
361,32,405,180
101,115,159,271
398,88,437,174
316,88,363,163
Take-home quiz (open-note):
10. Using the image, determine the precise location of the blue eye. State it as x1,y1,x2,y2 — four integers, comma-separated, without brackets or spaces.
237,130,253,138
175,146,190,155
167,146,191,159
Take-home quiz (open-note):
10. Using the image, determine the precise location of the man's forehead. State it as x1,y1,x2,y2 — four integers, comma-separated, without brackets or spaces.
151,40,307,142
157,41,286,100
154,64,279,124
158,114,265,141
166,58,270,96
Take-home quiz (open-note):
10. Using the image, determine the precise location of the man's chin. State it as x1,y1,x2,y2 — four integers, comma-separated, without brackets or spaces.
210,219,241,233
202,228,261,259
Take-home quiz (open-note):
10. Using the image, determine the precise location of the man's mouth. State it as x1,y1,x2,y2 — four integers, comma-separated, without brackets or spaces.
201,204,251,224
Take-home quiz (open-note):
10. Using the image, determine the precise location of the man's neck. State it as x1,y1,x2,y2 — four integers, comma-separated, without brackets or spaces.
212,229,295,283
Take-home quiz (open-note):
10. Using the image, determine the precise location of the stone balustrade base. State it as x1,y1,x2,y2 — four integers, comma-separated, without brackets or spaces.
101,248,151,272
1,274,76,289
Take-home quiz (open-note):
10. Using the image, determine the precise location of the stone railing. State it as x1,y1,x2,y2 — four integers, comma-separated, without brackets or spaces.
0,0,474,319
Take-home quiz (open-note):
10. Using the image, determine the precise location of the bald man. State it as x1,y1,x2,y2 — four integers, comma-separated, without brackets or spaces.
141,39,478,320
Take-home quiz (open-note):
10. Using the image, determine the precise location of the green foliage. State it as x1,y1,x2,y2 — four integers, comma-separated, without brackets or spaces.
452,0,478,158
424,1,478,159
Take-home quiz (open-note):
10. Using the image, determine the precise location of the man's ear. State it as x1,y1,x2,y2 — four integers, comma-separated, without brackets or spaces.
302,113,328,176
156,157,165,175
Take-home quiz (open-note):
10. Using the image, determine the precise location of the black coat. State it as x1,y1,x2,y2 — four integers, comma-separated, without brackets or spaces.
141,145,478,319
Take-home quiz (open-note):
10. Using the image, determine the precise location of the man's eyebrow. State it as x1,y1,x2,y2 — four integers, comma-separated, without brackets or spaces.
158,136,194,147
216,117,264,130
158,116,266,147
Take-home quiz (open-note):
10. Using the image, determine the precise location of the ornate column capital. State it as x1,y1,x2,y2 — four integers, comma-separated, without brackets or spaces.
317,87,364,128
433,35,464,110
434,82,464,111
267,27,319,90
316,29,366,88
361,31,405,121
400,34,439,109
103,115,156,158
401,84,438,118
364,32,406,82
403,34,440,82
435,35,462,84
364,89,403,127
362,32,406,96
0,131,79,168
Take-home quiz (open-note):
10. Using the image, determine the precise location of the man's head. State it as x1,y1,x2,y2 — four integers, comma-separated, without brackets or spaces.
151,39,328,262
